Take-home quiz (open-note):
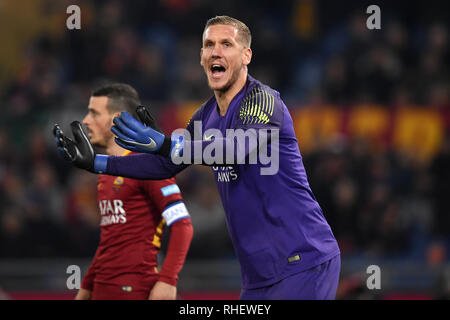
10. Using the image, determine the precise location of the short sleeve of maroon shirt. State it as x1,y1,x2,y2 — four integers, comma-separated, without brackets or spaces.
83,170,184,291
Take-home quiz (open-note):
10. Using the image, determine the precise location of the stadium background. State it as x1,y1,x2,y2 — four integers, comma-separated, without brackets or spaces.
0,0,448,300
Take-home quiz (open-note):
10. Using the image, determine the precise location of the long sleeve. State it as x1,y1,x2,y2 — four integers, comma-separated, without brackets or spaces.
157,217,194,286
139,177,192,286
106,153,189,180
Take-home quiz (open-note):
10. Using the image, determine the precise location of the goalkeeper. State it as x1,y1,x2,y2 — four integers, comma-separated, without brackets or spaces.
54,16,340,299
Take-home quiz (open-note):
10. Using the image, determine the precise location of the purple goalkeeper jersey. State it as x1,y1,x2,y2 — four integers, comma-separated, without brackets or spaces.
106,75,340,289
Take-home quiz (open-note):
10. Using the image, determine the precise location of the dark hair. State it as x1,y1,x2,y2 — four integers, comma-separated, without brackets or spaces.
91,83,140,117
204,16,251,48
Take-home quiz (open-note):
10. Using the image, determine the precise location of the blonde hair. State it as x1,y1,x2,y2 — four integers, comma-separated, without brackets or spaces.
204,16,252,48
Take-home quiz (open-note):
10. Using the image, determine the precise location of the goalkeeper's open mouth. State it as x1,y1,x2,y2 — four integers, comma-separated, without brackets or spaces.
210,63,227,80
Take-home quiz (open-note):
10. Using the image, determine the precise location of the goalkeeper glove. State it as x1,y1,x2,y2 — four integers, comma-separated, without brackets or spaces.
111,106,177,157
53,121,107,173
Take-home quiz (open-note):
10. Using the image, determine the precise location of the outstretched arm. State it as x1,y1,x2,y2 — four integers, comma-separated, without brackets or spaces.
105,153,189,180
112,112,280,167
53,107,190,180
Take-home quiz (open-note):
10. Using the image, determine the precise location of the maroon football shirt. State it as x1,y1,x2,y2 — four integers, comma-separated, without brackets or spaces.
81,151,189,292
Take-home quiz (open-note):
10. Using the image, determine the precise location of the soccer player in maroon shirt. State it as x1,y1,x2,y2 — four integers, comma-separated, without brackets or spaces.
69,83,193,300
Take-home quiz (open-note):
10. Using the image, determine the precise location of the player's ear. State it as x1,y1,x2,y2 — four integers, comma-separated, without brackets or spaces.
111,112,121,125
242,47,252,66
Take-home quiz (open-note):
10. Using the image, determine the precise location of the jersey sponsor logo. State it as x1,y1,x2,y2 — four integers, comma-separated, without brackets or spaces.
212,166,238,182
160,184,180,197
99,199,127,226
162,201,190,226
204,133,214,141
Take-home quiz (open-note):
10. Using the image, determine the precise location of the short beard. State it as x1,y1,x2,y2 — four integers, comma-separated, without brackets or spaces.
208,67,241,93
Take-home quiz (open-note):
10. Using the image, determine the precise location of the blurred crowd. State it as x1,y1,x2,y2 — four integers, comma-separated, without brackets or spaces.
0,0,449,268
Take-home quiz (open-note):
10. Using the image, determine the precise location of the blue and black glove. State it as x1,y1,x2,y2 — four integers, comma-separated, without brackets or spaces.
53,121,96,172
53,121,108,173
111,106,177,157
